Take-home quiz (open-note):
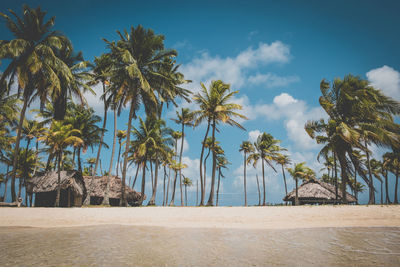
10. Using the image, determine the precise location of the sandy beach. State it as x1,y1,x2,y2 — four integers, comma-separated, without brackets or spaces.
1,205,399,229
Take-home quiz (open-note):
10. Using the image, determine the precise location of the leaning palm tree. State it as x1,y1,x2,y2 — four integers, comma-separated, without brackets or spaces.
103,25,177,206
0,5,73,201
239,141,254,206
182,176,193,206
40,121,83,207
247,132,281,206
193,80,247,206
171,108,194,206
275,154,291,205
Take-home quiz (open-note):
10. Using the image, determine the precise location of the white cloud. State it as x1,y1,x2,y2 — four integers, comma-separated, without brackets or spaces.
82,82,104,115
366,65,400,100
248,130,262,143
273,92,298,106
180,41,292,92
248,73,300,87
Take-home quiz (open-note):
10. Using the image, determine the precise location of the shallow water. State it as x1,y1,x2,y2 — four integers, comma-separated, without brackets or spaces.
0,226,399,266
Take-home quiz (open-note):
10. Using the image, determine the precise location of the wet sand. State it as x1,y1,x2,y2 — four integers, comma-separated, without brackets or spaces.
0,205,399,229
0,225,399,266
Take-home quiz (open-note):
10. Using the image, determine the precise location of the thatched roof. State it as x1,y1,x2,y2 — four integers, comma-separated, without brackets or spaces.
29,171,85,196
283,179,356,203
83,176,143,202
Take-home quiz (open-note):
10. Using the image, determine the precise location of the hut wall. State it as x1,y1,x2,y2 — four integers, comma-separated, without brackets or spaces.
35,191,56,207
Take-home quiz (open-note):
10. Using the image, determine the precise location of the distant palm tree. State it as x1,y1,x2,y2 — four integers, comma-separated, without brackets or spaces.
275,154,291,205
287,162,308,206
248,132,281,206
239,141,254,206
193,80,247,206
216,153,229,206
40,121,83,207
182,176,193,206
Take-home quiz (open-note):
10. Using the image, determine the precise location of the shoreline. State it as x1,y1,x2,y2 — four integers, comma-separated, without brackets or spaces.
1,205,399,230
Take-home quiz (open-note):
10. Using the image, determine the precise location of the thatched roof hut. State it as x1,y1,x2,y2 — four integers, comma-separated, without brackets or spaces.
283,179,356,205
83,176,144,206
29,171,85,207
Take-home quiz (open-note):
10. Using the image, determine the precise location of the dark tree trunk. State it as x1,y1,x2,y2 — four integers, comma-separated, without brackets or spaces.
196,179,198,206
77,148,82,173
116,141,122,177
262,156,266,206
337,151,348,204
169,169,178,206
120,102,135,207
354,163,358,205
333,152,338,203
179,122,185,206
33,140,39,176
385,169,391,204
216,168,221,206
185,185,188,206
55,151,62,207
103,109,118,205
166,165,171,205
365,142,375,204
243,153,247,206
2,165,9,202
395,164,399,204
256,174,261,206
163,166,167,206
139,162,146,205
295,177,299,206
132,164,140,189
281,164,288,205
11,96,29,202
207,118,217,206
148,158,160,206
199,120,211,206
380,180,383,204
203,148,211,200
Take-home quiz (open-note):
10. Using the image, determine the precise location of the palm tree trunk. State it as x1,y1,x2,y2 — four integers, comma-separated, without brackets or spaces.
33,140,39,176
148,158,159,205
179,122,185,206
207,119,217,206
203,148,210,198
243,153,247,206
169,169,178,206
395,164,399,204
139,162,146,205
84,98,108,206
132,164,140,189
150,161,154,190
295,177,299,206
256,174,261,206
2,165,9,202
281,164,288,205
262,157,266,206
166,165,171,205
365,142,375,204
120,102,135,207
10,96,29,202
333,151,338,203
185,184,188,206
55,151,62,207
163,165,167,206
380,180,383,204
354,163,358,205
77,148,82,173
385,169,391,204
116,140,122,177
102,109,118,205
199,120,211,206
18,139,31,201
196,179,198,206
337,151,348,204
216,168,221,206
72,147,76,170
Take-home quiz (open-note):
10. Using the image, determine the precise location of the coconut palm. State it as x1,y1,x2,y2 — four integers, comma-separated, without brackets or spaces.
171,108,194,206
103,25,177,206
247,132,281,206
239,141,254,206
370,159,384,204
216,153,229,206
0,5,74,201
40,121,83,206
169,160,187,206
182,176,193,206
275,154,291,205
287,162,309,206
382,153,392,204
193,80,247,206
115,130,127,178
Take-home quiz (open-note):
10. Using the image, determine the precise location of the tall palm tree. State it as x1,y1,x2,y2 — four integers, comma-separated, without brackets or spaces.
382,153,392,204
239,141,254,206
103,25,177,206
116,130,127,178
0,5,73,201
171,108,194,206
182,176,192,206
169,160,187,206
275,154,291,205
193,80,247,206
40,121,83,207
247,132,281,206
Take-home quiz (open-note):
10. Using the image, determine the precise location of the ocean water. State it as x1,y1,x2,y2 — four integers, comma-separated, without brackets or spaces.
0,226,399,266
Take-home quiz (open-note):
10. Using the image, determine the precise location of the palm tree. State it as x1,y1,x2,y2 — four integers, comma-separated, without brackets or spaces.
169,160,187,206
0,5,73,202
171,108,194,206
275,154,291,205
182,176,193,206
287,162,308,206
306,75,400,204
170,130,182,205
193,80,247,206
116,130,127,178
247,132,281,206
216,153,229,206
40,121,83,206
370,159,384,204
103,25,177,206
239,141,254,206
382,153,392,204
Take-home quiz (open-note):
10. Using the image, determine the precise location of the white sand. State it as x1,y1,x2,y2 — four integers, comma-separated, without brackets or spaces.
0,205,399,229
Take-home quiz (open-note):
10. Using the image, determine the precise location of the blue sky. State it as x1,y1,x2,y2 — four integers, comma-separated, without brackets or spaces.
1,0,400,205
